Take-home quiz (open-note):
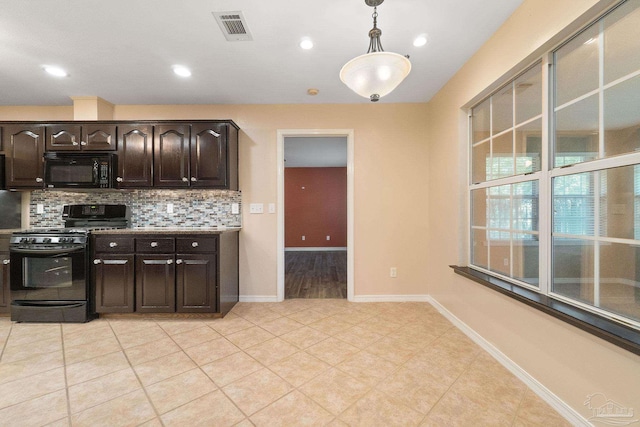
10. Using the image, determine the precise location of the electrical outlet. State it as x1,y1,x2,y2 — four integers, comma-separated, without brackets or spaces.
390,267,397,278
36,204,44,214
302,235,306,241
326,235,330,241
231,203,240,214
503,258,509,266
249,203,264,214
268,203,276,214
167,203,174,214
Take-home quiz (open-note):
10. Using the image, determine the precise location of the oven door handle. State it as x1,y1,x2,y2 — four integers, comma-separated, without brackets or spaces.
11,301,85,308
10,247,85,256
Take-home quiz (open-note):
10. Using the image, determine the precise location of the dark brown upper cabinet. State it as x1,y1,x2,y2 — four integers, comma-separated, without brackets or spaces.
45,123,116,151
117,124,153,188
154,124,190,187
2,124,44,188
191,123,228,188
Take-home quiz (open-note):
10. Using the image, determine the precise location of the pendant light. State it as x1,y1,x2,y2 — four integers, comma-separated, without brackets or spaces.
340,0,411,102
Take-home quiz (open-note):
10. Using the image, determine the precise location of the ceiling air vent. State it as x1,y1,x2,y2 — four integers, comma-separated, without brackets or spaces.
213,11,253,41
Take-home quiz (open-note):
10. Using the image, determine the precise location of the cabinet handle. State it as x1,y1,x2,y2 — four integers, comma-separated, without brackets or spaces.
93,259,102,264
150,242,158,247
109,242,118,248
191,242,199,248
35,177,43,183
167,259,173,264
80,141,87,146
190,177,197,182
116,177,124,182
182,177,189,182
2,259,9,265
176,259,183,265
72,141,79,146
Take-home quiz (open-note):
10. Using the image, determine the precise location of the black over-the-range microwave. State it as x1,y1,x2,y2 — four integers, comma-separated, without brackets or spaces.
44,152,117,189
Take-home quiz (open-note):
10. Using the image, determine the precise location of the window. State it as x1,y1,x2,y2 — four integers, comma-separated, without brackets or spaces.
470,0,640,329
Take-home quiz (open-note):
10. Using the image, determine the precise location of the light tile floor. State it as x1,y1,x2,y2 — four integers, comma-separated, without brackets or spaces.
0,300,573,426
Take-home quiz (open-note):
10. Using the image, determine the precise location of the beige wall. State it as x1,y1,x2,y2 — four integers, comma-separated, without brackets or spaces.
0,103,430,298
426,0,640,420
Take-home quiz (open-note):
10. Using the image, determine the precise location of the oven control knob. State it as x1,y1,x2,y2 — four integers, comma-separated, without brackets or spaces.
43,238,52,243
93,259,102,264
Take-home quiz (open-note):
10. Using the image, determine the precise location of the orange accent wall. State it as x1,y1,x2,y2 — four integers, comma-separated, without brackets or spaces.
285,167,347,248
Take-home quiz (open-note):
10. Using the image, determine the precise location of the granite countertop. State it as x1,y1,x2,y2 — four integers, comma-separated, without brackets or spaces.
91,226,241,235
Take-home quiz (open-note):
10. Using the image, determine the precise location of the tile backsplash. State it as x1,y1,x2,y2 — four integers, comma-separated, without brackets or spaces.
29,190,242,228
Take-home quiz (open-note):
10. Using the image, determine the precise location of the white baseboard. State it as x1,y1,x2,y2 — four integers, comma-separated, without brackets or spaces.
351,294,432,303
238,295,279,303
285,247,347,251
425,296,589,427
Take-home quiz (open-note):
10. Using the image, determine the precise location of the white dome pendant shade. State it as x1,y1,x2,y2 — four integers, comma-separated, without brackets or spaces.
339,0,411,102
340,51,411,102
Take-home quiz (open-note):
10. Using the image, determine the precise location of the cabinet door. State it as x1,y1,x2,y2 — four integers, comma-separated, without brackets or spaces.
154,124,190,187
4,125,44,188
190,123,227,188
117,125,152,188
176,254,217,313
82,124,117,151
0,255,10,313
136,254,175,313
45,124,82,151
94,254,135,313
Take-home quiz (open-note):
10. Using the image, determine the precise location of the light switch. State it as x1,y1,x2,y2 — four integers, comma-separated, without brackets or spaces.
231,203,240,214
167,203,174,214
249,203,264,214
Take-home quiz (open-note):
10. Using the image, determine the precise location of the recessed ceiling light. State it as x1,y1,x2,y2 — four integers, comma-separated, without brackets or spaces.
44,66,68,77
172,65,192,77
300,38,313,50
413,34,428,47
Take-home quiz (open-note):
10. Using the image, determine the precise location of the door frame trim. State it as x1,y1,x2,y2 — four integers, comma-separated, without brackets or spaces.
276,129,355,301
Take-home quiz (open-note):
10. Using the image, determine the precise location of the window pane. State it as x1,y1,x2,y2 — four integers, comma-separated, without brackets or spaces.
472,141,489,183
515,119,542,174
599,242,640,322
604,75,640,157
472,98,491,143
604,0,640,85
513,234,539,286
513,181,539,231
488,184,511,231
489,235,510,276
472,189,487,227
491,132,513,179
555,94,599,167
552,237,595,305
515,65,542,124
493,85,513,135
600,165,639,240
553,173,595,236
554,25,599,106
472,228,488,269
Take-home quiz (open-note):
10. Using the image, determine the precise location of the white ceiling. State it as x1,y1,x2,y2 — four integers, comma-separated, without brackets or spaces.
0,0,523,106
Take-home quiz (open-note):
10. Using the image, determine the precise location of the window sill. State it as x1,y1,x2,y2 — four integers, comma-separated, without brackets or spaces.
450,265,640,356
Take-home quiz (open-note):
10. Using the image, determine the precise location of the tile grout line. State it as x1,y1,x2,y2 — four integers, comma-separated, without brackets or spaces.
107,318,164,427
60,323,74,426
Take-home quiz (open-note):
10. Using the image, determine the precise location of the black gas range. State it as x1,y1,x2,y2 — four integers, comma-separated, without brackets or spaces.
10,204,129,323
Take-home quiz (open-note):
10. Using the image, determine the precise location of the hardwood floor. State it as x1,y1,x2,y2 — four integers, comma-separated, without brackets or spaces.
285,250,347,299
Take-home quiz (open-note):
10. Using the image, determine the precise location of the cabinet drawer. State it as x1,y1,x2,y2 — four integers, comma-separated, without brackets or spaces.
136,237,175,253
94,236,134,253
176,236,217,253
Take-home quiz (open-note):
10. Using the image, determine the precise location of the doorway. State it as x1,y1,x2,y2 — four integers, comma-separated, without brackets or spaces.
276,130,354,301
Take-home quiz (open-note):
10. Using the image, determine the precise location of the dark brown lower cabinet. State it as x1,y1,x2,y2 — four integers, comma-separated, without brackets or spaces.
93,254,135,313
176,254,217,313
136,254,176,313
0,253,10,314
92,233,238,315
